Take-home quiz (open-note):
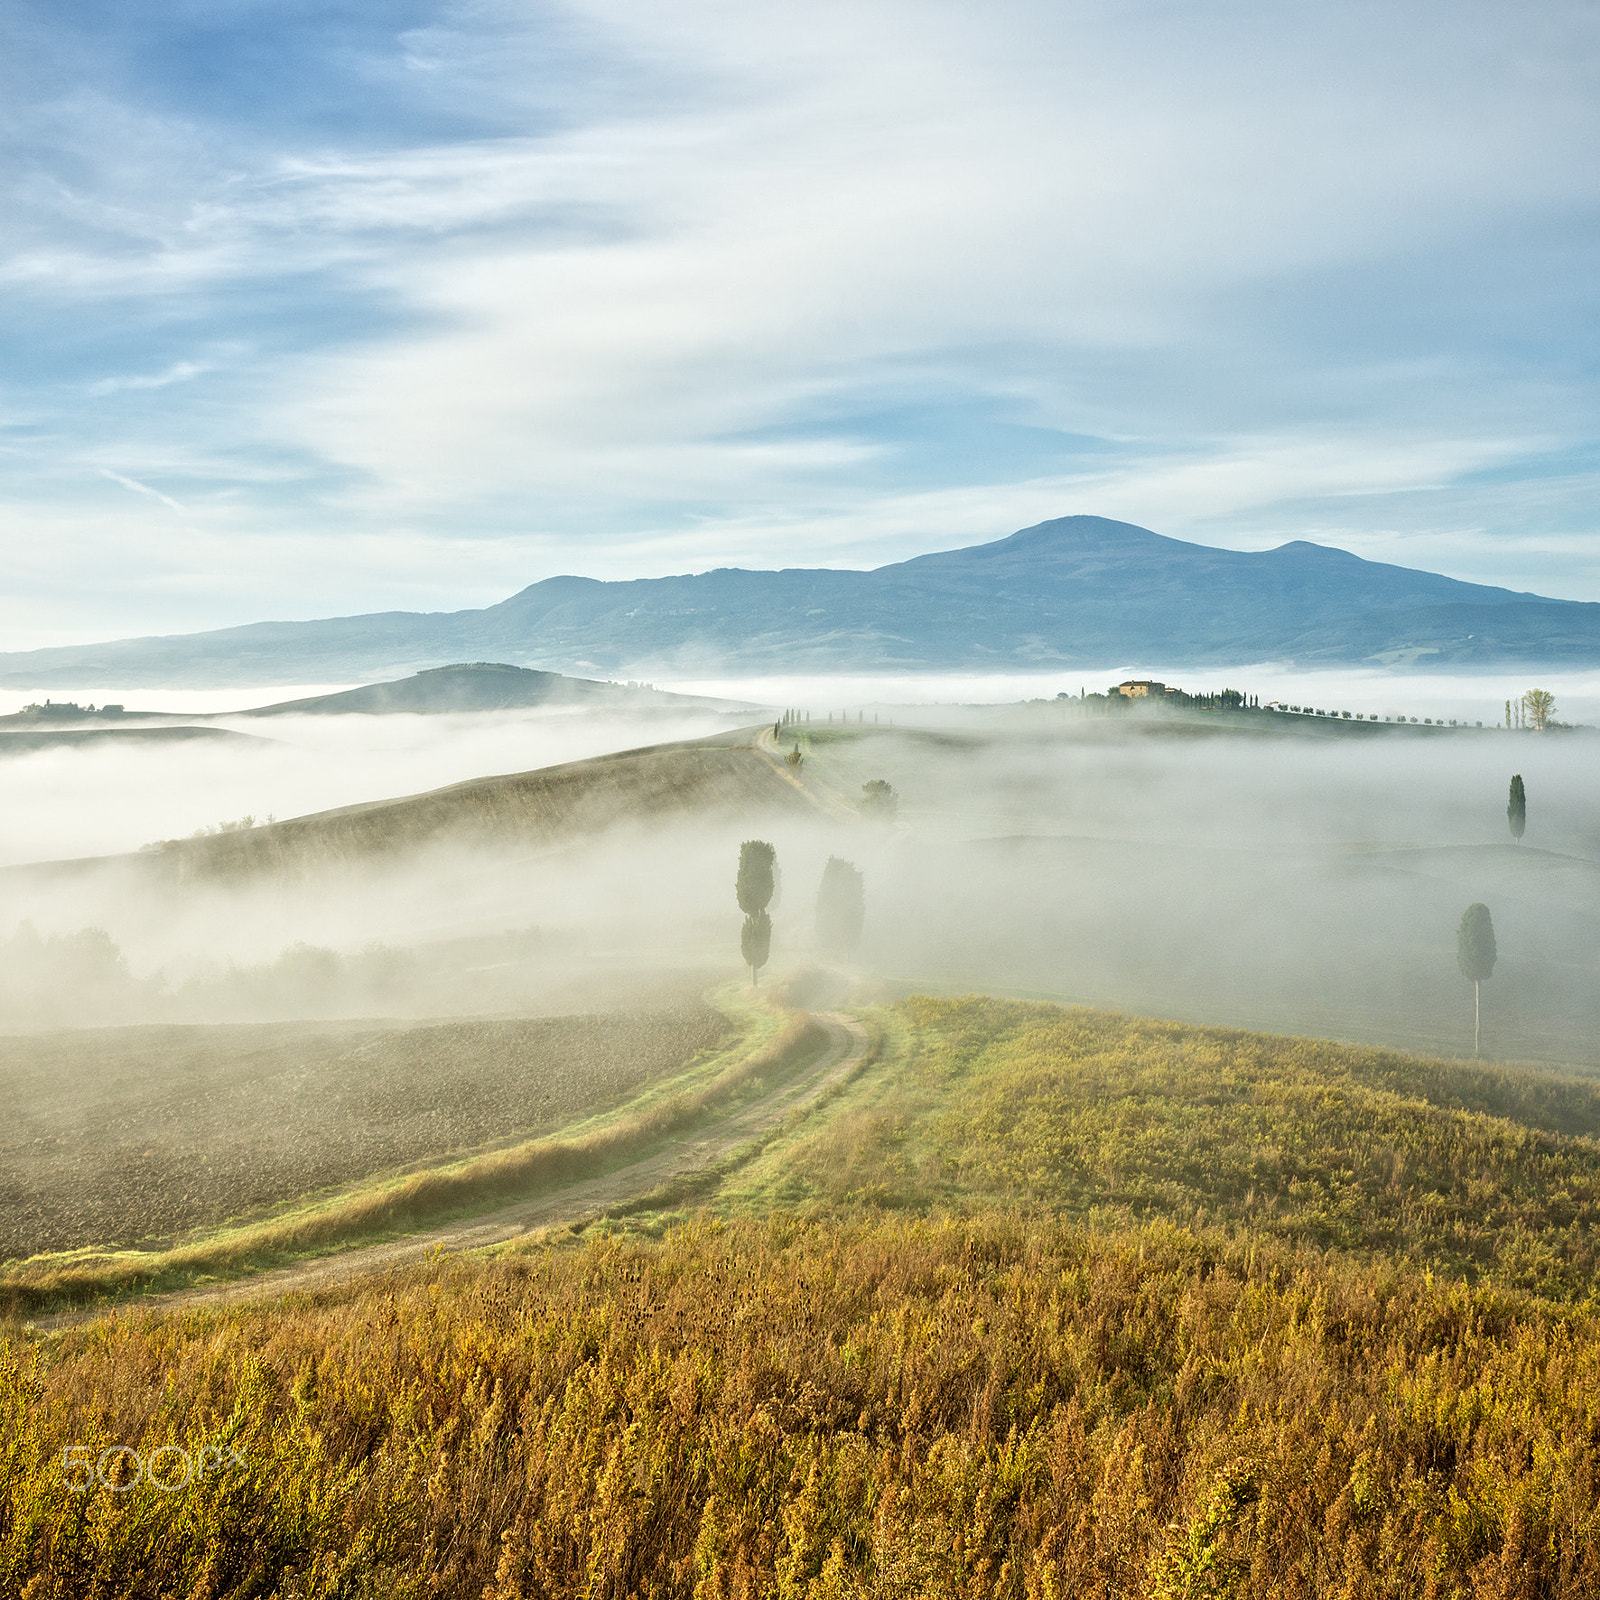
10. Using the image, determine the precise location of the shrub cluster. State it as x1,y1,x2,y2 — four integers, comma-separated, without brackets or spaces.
6,1214,1600,1596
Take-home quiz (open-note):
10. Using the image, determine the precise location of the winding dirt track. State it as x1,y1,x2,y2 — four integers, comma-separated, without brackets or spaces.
33,1011,869,1332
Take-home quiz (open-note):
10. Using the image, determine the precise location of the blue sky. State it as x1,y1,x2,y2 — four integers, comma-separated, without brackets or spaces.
2,0,1598,645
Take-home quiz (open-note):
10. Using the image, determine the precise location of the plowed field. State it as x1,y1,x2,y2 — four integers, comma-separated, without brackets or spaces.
0,1003,728,1261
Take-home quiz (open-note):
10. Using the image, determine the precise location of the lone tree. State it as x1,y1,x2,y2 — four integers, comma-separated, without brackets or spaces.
1522,688,1556,731
1507,774,1526,844
740,909,772,987
1456,902,1497,1058
859,778,899,821
736,840,776,986
815,856,865,959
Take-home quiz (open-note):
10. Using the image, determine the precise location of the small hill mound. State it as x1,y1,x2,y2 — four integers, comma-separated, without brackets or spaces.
239,662,747,717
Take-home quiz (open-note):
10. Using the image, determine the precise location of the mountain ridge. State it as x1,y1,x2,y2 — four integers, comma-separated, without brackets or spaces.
2,515,1593,687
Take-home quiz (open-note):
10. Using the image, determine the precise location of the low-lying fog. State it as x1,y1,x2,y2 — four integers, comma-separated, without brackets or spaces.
660,666,1600,728
0,704,741,866
1,670,1596,1068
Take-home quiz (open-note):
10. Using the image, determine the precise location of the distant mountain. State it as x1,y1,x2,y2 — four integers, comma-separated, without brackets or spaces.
2,516,1596,687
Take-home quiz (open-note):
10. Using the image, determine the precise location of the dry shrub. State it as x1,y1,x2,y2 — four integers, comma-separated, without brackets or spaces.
5,1212,1600,1597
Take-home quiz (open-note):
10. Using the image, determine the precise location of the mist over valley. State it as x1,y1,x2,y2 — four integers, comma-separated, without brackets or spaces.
8,0,1600,1580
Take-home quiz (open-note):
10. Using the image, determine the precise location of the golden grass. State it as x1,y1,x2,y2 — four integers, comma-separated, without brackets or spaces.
774,996,1600,1296
15,996,1600,1593
6,1213,1600,1597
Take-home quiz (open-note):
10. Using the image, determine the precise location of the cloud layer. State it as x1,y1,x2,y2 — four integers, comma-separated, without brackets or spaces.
2,0,1598,644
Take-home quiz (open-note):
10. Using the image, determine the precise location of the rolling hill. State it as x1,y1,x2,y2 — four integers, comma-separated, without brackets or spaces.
66,727,819,880
232,662,749,716
1,515,1596,687
0,663,751,726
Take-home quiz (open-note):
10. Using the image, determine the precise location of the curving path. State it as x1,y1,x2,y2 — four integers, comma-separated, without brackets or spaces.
33,1010,870,1332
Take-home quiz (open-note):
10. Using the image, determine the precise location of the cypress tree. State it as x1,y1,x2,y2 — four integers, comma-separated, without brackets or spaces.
815,857,865,959
736,840,776,915
1507,774,1526,844
736,841,777,986
1456,903,1497,1058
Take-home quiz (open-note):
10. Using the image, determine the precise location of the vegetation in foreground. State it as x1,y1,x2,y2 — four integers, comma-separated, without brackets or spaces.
10,994,1600,1595
750,996,1600,1299
6,1213,1600,1598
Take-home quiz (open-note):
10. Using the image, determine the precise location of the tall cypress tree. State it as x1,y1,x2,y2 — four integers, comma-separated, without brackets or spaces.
1507,774,1526,844
1456,903,1497,1058
815,857,865,959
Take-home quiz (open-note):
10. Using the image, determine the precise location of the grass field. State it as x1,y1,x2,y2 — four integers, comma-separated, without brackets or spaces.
10,991,1600,1594
5,1214,1599,1598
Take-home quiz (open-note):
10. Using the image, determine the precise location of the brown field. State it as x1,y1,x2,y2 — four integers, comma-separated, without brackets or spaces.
0,1002,729,1262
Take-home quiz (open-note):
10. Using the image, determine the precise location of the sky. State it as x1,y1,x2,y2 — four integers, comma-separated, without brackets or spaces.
2,0,1598,648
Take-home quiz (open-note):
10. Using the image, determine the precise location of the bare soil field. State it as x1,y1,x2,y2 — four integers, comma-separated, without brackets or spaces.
0,1001,728,1262
29,1010,870,1329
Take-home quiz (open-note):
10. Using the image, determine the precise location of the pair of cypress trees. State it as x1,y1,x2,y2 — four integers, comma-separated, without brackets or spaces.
736,842,865,986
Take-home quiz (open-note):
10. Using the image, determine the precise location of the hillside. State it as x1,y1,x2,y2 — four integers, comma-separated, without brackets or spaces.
10,996,1600,1594
735,995,1600,1294
0,663,749,727
79,727,817,880
234,662,748,716
2,515,1597,686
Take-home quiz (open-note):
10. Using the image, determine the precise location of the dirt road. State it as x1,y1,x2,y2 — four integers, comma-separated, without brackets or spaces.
32,1010,870,1332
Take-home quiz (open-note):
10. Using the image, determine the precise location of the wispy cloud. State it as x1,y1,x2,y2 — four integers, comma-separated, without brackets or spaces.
97,469,188,516
88,361,208,398
0,0,1597,644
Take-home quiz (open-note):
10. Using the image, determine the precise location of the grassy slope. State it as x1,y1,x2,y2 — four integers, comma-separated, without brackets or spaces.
147,733,809,878
6,1216,1599,1597
12,996,1600,1595
0,730,810,886
728,996,1600,1297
